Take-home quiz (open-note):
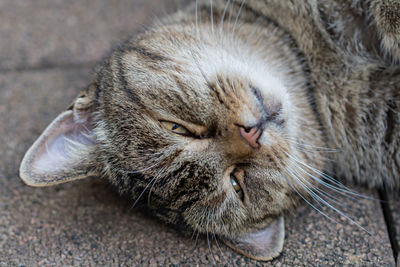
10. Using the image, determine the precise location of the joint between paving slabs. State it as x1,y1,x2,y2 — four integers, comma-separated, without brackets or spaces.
378,187,399,264
0,62,96,74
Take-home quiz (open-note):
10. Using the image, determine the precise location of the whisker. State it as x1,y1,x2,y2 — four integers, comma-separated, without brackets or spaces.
288,165,356,211
283,136,340,152
190,227,201,254
124,160,163,174
243,17,264,47
147,171,164,206
285,156,373,235
206,211,217,266
211,208,228,264
190,50,212,87
195,0,203,41
130,165,166,209
210,219,220,262
287,167,360,229
190,228,198,241
287,157,365,202
227,0,234,26
285,169,339,224
232,0,246,41
287,146,336,163
219,0,231,47
210,0,214,35
290,166,371,235
285,152,376,200
130,176,157,209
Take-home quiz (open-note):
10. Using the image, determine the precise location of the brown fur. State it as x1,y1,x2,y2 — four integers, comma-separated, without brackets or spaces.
20,0,400,261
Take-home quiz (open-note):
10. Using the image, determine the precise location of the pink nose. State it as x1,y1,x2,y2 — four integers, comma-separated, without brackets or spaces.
239,127,262,149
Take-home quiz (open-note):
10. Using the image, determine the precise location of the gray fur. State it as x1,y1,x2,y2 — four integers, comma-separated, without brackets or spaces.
20,0,400,261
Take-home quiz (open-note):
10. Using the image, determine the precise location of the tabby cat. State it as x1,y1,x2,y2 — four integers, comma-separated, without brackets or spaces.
19,0,400,261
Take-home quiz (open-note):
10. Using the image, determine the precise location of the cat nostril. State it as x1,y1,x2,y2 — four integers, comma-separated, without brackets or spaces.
244,127,252,133
239,126,262,149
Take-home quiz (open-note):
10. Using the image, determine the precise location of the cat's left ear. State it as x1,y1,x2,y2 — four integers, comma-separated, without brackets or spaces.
20,83,100,187
222,216,285,261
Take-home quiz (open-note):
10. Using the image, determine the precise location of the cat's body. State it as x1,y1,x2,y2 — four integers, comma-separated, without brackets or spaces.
20,0,399,261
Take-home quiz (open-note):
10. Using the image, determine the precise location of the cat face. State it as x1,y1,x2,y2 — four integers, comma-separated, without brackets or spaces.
20,22,324,260
98,24,296,226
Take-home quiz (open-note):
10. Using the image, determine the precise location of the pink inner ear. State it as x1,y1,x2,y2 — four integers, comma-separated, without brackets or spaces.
223,216,285,261
32,110,95,173
239,224,278,249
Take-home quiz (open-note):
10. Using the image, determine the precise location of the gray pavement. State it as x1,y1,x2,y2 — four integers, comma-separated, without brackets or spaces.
0,0,398,266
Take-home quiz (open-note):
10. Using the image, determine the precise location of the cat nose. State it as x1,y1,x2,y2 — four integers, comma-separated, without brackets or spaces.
239,126,262,149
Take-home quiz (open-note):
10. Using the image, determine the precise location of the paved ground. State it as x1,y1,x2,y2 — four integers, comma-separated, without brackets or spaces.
0,0,398,266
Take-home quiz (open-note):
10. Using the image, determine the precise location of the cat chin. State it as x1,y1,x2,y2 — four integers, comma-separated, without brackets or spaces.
221,216,284,261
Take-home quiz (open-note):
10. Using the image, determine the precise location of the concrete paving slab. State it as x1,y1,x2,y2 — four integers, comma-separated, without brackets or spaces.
0,69,395,266
279,192,394,266
0,0,397,264
0,0,184,71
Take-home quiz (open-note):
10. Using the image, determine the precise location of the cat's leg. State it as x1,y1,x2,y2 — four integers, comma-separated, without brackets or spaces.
369,0,400,61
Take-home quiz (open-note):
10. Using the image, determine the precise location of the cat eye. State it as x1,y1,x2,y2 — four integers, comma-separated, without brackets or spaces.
231,175,244,201
160,121,191,136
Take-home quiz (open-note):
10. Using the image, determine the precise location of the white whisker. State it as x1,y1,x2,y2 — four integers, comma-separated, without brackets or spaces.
285,151,374,235
285,152,376,200
147,170,165,205
131,165,167,209
124,160,163,174
285,169,339,223
288,165,356,211
289,165,371,234
195,0,201,41
232,0,246,41
211,208,228,264
283,136,340,152
206,211,217,266
219,0,231,47
210,0,214,35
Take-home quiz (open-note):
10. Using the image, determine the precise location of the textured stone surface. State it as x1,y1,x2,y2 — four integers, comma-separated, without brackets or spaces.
0,0,184,71
0,0,397,265
0,69,395,267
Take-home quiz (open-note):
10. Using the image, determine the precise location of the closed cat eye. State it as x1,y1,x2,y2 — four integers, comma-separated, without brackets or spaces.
230,175,244,201
160,121,191,136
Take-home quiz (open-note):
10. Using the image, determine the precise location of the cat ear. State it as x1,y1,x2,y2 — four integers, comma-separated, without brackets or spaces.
20,85,100,187
222,216,285,261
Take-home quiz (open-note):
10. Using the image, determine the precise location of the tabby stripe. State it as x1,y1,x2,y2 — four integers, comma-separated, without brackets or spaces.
171,74,201,99
116,53,142,105
226,0,327,143
384,100,396,144
176,178,213,208
208,82,231,110
125,45,167,62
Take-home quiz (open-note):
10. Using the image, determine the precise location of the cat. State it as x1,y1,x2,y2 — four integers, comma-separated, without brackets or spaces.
19,0,400,261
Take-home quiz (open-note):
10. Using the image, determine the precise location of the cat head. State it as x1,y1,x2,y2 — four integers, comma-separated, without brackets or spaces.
20,21,323,261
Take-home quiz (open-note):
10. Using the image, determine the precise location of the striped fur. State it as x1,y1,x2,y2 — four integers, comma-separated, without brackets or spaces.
87,0,399,235
20,0,400,261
